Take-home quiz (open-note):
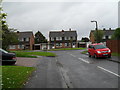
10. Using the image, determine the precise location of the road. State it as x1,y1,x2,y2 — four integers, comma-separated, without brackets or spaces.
25,50,119,88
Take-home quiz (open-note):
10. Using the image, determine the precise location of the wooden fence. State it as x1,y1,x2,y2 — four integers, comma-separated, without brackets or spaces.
106,40,120,54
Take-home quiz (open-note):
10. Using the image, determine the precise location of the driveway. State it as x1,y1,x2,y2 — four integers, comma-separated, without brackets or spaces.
16,57,40,67
24,50,119,88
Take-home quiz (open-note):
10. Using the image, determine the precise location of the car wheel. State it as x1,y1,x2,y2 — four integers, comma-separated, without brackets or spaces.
88,53,91,57
94,54,98,59
108,55,111,58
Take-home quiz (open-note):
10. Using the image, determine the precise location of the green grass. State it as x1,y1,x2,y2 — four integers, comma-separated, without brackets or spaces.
49,48,86,51
112,53,120,57
2,66,35,88
11,51,56,57
81,50,88,54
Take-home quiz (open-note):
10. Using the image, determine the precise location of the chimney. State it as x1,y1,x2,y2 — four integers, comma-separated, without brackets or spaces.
103,28,106,30
62,30,64,32
69,28,71,31
109,28,111,30
17,31,19,33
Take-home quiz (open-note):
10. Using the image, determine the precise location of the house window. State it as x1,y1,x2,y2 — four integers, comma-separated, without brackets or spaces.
51,37,54,41
21,38,24,41
18,45,24,49
102,35,105,39
24,38,26,41
105,36,109,39
65,43,67,46
9,45,16,49
26,38,29,41
60,43,62,46
73,37,76,40
109,35,112,39
56,43,59,47
60,37,62,40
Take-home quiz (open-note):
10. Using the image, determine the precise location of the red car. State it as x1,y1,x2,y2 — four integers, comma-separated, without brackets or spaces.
88,43,111,58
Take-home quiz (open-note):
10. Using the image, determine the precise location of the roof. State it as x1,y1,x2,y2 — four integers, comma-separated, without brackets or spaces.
90,30,115,36
17,31,34,39
49,30,77,37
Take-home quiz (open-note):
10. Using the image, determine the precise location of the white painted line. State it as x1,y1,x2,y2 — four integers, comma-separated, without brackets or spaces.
97,66,120,77
78,58,90,64
70,54,76,57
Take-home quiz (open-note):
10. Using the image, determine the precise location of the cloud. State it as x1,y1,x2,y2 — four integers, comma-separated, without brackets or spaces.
2,2,118,40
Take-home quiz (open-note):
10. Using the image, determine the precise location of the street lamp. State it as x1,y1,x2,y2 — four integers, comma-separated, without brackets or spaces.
91,20,98,30
91,20,99,43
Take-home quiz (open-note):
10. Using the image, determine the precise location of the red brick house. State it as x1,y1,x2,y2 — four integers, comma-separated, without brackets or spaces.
49,29,77,48
9,31,34,50
89,28,115,43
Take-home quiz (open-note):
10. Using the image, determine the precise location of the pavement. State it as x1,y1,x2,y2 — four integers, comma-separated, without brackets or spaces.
24,50,119,88
15,57,40,67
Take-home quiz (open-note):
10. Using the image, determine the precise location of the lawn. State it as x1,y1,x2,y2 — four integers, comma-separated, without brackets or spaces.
81,50,88,54
49,48,86,51
2,66,35,88
111,53,120,57
10,51,56,57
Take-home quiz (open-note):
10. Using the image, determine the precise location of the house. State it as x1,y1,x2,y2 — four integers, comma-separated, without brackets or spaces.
89,28,115,43
49,29,77,48
9,31,34,50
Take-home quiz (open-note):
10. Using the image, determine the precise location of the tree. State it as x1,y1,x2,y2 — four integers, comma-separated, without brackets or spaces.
81,37,90,42
35,31,47,44
94,30,104,43
112,28,120,40
1,7,18,50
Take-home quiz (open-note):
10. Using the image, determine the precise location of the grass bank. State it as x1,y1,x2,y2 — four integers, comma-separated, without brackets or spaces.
81,50,88,54
49,48,86,51
111,53,120,57
11,51,56,57
2,66,35,88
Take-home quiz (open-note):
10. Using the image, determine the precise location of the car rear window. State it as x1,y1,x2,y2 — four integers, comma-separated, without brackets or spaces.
94,44,107,49
0,48,8,53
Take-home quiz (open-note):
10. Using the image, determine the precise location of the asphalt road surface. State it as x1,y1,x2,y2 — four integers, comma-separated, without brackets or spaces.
25,50,119,88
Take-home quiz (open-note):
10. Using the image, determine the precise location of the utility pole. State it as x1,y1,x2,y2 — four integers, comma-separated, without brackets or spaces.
91,20,98,43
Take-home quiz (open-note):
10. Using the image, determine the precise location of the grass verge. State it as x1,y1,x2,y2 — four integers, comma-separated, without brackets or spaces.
81,50,88,54
11,51,56,57
2,66,35,88
111,53,120,57
49,48,86,51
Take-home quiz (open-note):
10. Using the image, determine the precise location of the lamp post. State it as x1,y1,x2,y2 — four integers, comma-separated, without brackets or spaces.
91,20,98,43
91,20,98,30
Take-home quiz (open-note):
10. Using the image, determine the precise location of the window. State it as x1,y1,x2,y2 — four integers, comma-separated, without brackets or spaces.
73,37,76,40
60,37,62,40
56,43,59,47
18,45,24,49
9,45,16,49
51,37,54,41
109,35,112,39
26,38,29,41
65,43,67,46
60,43,62,46
105,36,109,39
21,38,24,41
24,38,26,41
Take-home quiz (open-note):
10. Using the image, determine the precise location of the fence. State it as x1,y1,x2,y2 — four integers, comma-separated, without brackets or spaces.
106,40,120,54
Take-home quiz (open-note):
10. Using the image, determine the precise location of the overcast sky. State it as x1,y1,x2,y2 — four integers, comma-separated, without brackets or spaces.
2,0,119,40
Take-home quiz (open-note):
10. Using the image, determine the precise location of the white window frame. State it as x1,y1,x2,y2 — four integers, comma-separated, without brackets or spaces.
9,45,16,49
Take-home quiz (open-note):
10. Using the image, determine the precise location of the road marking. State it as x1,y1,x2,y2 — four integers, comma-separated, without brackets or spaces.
97,66,120,77
70,54,76,57
78,58,90,64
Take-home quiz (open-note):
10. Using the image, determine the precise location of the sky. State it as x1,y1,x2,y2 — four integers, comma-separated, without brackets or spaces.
2,0,119,40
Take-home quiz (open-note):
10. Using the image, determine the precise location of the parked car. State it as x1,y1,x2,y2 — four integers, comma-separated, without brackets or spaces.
0,48,17,65
88,43,111,58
